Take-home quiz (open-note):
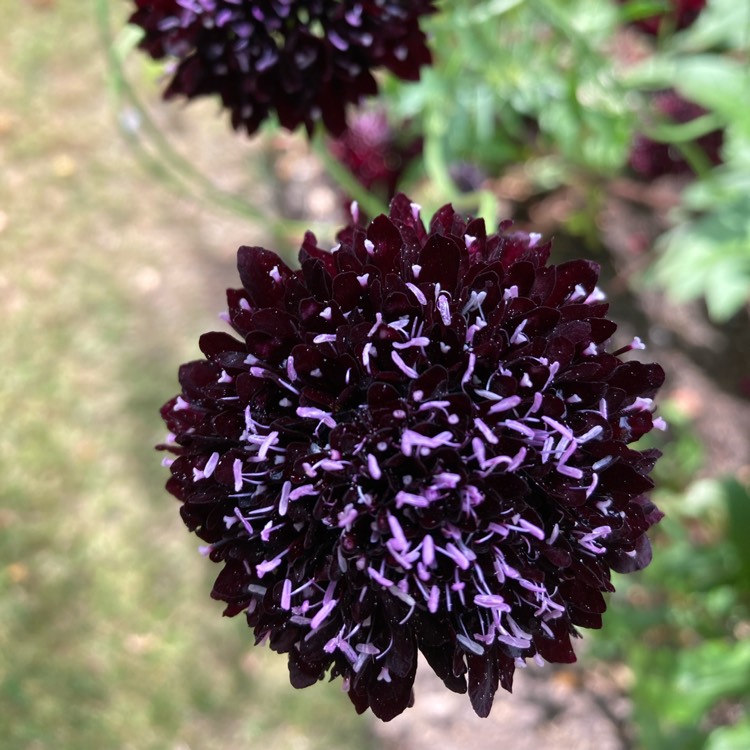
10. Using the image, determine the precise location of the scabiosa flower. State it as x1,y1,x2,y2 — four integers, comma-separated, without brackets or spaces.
630,89,723,178
160,195,665,720
129,1,436,136
618,0,706,36
328,109,423,202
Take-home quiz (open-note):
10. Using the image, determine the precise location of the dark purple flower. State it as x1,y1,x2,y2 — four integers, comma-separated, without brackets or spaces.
618,0,706,35
328,109,423,201
160,195,665,720
129,0,436,136
630,89,724,178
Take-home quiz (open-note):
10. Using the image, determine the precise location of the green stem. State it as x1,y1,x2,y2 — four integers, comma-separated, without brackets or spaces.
311,130,389,218
93,0,336,240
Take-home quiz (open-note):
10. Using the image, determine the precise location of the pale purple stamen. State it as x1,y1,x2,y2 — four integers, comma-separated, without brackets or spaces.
257,556,283,576
474,417,499,445
286,356,298,382
281,579,292,610
173,396,190,411
278,480,292,516
296,406,337,429
367,567,394,587
310,598,338,630
422,535,435,566
233,458,243,491
394,490,429,509
488,395,522,414
387,514,408,551
393,336,429,350
391,350,420,379
401,429,457,456
436,293,452,325
503,419,536,438
510,319,528,345
367,453,382,480
427,585,440,613
541,416,575,441
234,507,254,536
362,342,375,373
577,526,612,555
313,333,337,344
474,594,511,611
405,282,427,305
461,352,476,386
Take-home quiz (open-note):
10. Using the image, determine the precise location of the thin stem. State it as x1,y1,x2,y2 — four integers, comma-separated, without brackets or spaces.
93,0,337,240
311,129,390,219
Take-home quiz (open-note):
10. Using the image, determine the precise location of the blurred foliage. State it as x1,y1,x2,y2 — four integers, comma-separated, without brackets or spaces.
589,402,750,749
111,0,750,319
382,0,750,320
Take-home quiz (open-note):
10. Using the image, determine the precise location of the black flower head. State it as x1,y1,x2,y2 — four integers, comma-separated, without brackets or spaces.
160,195,665,720
129,0,436,136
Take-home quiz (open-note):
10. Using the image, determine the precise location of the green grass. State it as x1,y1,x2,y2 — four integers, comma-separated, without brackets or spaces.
0,2,374,748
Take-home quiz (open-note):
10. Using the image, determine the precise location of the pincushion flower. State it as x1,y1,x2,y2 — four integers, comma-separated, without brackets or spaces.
129,0,436,136
160,195,665,720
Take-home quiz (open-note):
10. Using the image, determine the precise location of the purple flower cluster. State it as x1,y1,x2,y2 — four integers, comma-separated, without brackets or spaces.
160,196,665,720
129,0,435,136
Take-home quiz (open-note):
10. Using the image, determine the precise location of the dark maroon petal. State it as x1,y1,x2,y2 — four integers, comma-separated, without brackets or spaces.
467,653,500,718
237,246,292,308
418,233,464,293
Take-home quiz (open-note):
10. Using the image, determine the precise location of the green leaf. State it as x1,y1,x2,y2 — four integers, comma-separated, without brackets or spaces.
673,0,750,53
669,641,750,723
671,57,750,124
705,721,750,750
723,479,750,591
655,192,750,321
623,55,750,130
457,0,527,26
703,257,750,321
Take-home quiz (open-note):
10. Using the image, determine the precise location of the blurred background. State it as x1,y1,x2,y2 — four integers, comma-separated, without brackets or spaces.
1,1,749,748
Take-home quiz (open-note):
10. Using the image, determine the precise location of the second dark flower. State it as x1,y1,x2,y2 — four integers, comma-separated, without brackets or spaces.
129,0,436,136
